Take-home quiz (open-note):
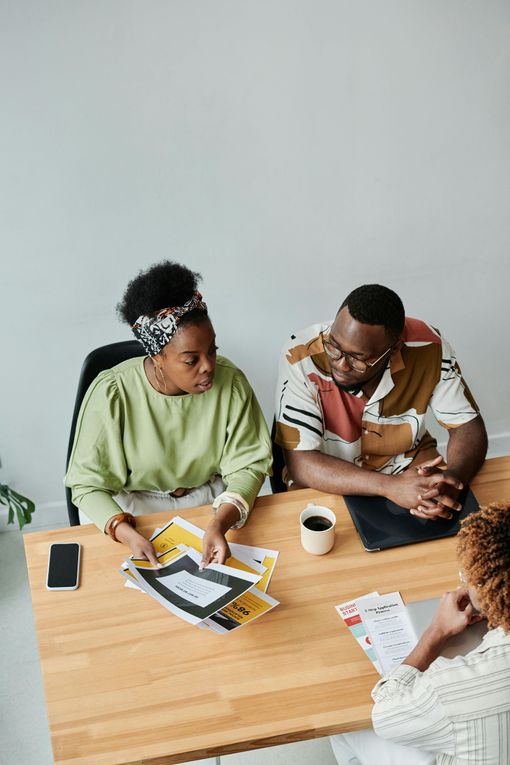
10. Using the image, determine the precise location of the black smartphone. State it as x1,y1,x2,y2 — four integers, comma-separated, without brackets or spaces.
46,542,81,590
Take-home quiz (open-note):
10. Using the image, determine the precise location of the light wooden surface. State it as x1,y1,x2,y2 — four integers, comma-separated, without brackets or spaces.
24,457,510,765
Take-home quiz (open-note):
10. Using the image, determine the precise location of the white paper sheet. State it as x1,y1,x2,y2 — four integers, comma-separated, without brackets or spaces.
356,592,418,675
157,569,230,607
127,546,261,625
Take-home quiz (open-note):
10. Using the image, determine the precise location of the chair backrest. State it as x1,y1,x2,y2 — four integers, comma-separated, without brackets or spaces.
65,340,145,526
269,418,288,494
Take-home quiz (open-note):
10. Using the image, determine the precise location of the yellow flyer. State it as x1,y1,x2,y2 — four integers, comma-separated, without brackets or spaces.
202,587,279,634
256,556,278,592
229,542,279,592
119,546,183,587
150,517,203,554
149,516,266,579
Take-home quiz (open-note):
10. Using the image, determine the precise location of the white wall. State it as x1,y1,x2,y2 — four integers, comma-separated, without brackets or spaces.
1,1,509,514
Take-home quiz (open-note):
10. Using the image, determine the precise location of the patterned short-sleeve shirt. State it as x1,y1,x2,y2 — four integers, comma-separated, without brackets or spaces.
275,317,479,475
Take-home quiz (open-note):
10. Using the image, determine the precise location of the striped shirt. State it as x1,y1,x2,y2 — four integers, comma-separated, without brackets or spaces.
372,627,510,764
275,317,479,475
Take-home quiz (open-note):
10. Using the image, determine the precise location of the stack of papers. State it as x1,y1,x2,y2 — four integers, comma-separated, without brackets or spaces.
120,516,280,634
335,592,418,675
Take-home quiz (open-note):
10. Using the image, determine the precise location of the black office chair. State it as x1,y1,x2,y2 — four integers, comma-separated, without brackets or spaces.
269,419,288,494
65,340,145,526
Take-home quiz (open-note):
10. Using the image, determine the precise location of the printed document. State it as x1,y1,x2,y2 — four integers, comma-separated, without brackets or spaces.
120,517,281,632
127,546,260,626
335,593,381,673
202,587,279,634
356,592,418,675
150,516,267,579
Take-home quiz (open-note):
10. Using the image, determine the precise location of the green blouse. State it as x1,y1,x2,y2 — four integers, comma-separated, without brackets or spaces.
65,356,272,531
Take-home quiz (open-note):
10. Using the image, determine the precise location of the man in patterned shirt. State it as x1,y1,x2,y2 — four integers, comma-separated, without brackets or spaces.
275,284,487,518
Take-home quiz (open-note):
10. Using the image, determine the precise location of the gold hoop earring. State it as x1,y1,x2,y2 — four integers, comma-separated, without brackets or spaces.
152,359,168,394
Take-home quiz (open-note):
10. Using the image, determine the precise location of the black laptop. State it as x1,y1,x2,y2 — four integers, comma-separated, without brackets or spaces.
343,486,480,552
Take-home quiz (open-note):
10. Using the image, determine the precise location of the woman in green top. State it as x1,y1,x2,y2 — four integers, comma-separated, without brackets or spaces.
65,261,272,567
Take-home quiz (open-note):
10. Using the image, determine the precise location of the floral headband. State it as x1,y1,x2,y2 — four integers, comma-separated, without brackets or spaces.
131,291,207,356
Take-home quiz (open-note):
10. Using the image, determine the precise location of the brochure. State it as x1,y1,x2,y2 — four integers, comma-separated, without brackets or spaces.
201,587,279,634
335,592,381,673
149,516,267,579
120,517,280,633
356,592,418,676
119,545,183,590
229,542,279,592
127,546,261,626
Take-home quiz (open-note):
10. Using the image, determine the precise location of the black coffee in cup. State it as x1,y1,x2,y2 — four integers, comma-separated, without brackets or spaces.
303,515,332,532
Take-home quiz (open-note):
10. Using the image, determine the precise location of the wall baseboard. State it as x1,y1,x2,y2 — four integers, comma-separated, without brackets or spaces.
9,432,510,534
486,432,510,458
21,501,68,533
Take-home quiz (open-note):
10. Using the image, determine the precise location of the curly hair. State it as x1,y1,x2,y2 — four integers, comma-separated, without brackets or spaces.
456,502,510,632
116,261,208,326
340,284,405,339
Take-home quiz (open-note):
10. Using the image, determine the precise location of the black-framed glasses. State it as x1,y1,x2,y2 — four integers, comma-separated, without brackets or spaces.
321,330,394,373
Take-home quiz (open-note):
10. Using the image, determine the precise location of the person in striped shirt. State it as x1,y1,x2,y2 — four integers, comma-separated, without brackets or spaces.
275,284,487,520
331,502,510,765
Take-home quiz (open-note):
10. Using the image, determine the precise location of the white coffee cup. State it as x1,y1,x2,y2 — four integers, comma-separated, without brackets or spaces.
299,503,337,555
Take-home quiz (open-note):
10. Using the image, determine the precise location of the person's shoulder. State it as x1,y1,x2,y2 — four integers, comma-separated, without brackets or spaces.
401,317,443,346
215,355,241,375
277,322,331,372
80,367,121,410
215,356,248,385
111,355,146,375
279,321,331,358
214,357,252,399
87,356,145,399
284,321,331,345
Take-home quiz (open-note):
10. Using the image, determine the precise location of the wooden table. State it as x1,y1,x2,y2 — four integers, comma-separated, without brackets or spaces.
24,457,510,765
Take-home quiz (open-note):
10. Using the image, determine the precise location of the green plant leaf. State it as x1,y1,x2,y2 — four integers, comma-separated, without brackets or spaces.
0,485,35,528
9,489,35,512
15,505,25,530
22,503,33,524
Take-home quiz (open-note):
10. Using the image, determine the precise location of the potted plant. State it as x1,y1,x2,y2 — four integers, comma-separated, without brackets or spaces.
0,483,35,530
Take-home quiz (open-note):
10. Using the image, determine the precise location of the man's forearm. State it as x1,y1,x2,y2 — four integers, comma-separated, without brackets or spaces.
446,415,488,485
285,449,392,497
